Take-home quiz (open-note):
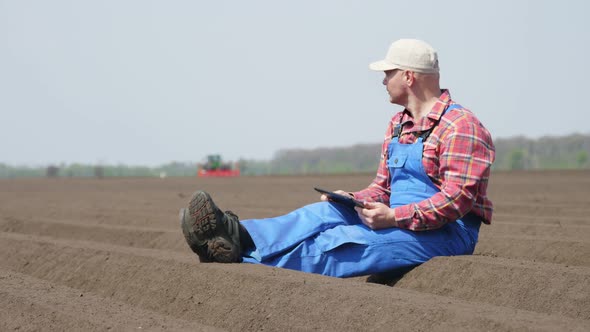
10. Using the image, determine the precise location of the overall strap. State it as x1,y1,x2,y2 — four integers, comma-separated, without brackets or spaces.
419,104,462,140
391,111,408,141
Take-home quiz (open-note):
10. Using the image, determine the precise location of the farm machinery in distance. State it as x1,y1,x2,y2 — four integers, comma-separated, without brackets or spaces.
197,154,240,177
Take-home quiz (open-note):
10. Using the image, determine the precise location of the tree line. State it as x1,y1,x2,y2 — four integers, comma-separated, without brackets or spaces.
1,133,588,178
241,133,590,175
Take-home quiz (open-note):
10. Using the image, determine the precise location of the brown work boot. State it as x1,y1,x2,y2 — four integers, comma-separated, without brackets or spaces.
180,191,242,263
179,208,212,262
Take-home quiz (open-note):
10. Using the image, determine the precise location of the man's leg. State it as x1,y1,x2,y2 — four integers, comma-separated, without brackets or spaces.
244,217,480,278
240,201,361,262
179,191,359,264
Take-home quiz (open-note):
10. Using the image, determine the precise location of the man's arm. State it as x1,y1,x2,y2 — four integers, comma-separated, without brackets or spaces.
392,114,495,231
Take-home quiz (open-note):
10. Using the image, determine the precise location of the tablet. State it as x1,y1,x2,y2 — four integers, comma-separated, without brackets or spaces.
314,187,365,208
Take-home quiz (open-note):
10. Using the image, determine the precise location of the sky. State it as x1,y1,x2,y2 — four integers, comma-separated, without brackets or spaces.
1,0,589,166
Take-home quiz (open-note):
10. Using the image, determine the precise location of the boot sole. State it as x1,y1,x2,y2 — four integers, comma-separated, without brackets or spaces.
179,208,213,262
188,191,240,263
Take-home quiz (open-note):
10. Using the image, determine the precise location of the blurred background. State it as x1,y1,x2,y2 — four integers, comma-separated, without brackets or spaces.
1,0,588,177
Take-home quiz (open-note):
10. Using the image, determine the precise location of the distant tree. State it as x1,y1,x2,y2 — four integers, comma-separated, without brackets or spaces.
94,166,104,179
508,149,526,170
577,150,589,168
46,165,59,177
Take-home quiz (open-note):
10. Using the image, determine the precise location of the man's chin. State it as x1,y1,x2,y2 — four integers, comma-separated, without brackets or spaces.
388,98,404,107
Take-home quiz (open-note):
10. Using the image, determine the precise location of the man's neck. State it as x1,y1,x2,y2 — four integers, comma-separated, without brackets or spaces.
406,98,438,120
405,89,441,120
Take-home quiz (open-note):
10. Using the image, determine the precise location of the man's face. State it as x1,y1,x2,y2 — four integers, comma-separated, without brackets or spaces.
383,69,407,105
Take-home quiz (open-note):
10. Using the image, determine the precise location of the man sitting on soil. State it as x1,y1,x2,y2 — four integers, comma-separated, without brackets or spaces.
180,39,495,278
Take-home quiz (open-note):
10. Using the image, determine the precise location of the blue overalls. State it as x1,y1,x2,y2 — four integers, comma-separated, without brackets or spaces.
241,105,481,278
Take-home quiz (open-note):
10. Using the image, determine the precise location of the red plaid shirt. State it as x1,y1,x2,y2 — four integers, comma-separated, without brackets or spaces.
353,90,495,231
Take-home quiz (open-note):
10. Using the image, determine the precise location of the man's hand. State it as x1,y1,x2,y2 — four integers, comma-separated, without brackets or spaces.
355,201,396,229
319,189,350,202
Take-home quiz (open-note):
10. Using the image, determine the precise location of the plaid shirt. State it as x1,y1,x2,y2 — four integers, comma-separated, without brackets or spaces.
353,90,495,231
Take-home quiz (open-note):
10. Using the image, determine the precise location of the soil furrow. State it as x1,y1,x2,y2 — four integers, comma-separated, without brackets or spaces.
0,269,221,331
475,236,590,266
395,255,590,320
493,205,589,219
480,222,590,238
1,216,186,252
492,213,589,226
1,232,587,331
2,172,589,331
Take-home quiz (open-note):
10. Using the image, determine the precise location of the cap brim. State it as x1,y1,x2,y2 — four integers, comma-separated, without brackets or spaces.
369,60,399,71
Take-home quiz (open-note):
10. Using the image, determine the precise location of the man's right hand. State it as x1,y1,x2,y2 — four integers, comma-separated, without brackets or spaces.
356,201,397,230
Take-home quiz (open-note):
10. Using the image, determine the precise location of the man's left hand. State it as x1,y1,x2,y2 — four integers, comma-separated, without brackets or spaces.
355,201,396,230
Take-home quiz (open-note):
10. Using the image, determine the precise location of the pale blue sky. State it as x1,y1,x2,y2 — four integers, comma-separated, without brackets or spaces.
1,0,588,166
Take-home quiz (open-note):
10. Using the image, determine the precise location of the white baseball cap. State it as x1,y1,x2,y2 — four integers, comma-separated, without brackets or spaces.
369,39,439,74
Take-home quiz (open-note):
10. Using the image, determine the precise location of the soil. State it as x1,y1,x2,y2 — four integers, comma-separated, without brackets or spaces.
1,170,589,331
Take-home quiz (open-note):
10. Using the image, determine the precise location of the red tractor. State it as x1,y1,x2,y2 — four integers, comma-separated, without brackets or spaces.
197,154,240,177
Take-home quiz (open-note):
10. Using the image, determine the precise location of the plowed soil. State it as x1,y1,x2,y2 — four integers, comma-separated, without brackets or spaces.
1,170,589,331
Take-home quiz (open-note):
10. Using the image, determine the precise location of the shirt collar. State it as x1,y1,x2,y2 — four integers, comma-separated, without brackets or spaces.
427,89,452,121
400,89,453,131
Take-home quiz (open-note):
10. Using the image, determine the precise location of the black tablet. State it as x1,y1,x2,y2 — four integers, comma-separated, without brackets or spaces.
314,187,365,208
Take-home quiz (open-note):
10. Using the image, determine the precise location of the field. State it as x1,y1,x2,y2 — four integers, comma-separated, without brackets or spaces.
1,170,589,331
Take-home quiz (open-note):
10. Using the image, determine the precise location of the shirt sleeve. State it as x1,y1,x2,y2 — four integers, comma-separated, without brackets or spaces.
392,115,495,231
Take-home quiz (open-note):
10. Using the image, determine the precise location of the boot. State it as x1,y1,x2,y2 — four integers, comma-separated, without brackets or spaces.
180,191,242,263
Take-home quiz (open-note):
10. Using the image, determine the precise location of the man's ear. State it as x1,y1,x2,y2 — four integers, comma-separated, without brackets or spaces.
403,70,415,86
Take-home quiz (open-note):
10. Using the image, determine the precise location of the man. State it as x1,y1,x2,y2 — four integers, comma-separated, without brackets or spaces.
180,39,495,278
